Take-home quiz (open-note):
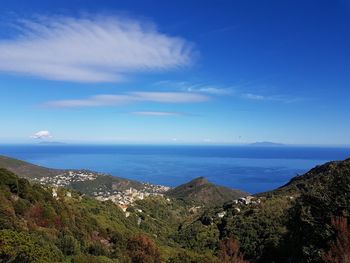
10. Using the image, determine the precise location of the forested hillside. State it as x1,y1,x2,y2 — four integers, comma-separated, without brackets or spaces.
1,158,350,262
0,168,219,262
173,158,350,262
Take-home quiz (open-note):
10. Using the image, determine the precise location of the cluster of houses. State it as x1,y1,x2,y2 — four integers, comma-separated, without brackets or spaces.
38,170,170,210
43,170,171,217
94,185,171,214
234,195,261,206
51,187,72,199
215,195,262,219
35,170,99,187
50,182,170,218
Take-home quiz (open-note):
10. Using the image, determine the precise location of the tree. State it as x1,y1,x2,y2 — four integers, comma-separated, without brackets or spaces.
58,233,80,256
218,237,247,263
323,217,350,263
127,235,161,263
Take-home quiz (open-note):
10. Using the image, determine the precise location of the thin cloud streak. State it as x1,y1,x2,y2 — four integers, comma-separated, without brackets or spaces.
0,15,194,82
43,92,210,108
156,80,304,103
156,81,234,95
241,93,303,103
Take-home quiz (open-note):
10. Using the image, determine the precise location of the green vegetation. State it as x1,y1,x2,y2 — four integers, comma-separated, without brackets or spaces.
0,168,157,262
280,159,350,262
174,159,350,262
166,177,248,207
0,155,61,179
0,168,219,262
1,157,350,262
0,155,144,195
70,173,144,194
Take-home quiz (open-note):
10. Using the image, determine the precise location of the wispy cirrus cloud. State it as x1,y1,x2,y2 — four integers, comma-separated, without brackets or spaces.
131,111,183,116
155,80,304,104
43,91,209,108
241,93,302,103
242,93,266,100
156,81,234,95
0,15,194,82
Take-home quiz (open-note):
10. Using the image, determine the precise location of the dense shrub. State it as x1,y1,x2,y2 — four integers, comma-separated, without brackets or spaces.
127,235,161,263
0,230,63,263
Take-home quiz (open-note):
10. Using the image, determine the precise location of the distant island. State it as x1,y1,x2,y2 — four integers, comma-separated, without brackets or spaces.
249,141,284,146
38,141,67,145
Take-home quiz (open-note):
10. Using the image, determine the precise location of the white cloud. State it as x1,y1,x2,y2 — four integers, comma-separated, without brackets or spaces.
131,111,183,116
0,15,193,82
242,93,302,103
187,86,233,95
30,130,52,139
156,81,233,95
242,93,266,100
43,91,209,108
130,91,208,103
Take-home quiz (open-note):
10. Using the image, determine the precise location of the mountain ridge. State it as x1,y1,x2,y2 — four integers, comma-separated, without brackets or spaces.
166,176,249,206
0,155,144,194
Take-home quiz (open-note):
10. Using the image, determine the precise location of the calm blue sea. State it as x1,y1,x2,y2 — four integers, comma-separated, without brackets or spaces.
0,145,349,193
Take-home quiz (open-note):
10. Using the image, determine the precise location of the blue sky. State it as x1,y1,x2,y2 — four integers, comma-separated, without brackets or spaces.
1,0,350,145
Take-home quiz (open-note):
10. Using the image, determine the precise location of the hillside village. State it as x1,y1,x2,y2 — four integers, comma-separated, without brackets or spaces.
93,184,171,206
35,169,171,211
34,170,99,186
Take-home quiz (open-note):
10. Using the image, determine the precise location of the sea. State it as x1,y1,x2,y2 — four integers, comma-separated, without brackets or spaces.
0,144,349,194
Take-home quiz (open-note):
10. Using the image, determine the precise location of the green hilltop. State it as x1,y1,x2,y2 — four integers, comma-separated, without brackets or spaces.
166,176,248,206
177,158,350,262
0,155,62,179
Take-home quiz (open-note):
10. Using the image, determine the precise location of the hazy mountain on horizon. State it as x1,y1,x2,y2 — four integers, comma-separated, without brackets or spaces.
249,141,284,146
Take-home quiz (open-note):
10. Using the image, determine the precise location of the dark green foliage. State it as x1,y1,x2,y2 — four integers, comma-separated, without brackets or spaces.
133,196,191,245
13,198,30,216
57,232,81,256
177,197,290,261
0,229,63,263
0,169,143,262
72,254,120,263
88,242,109,256
281,159,350,262
175,158,350,262
167,250,220,263
176,221,220,251
0,168,19,193
219,197,290,260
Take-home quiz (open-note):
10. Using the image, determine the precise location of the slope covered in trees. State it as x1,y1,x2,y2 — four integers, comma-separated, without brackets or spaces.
0,168,223,262
173,158,350,262
166,177,248,206
1,157,350,262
